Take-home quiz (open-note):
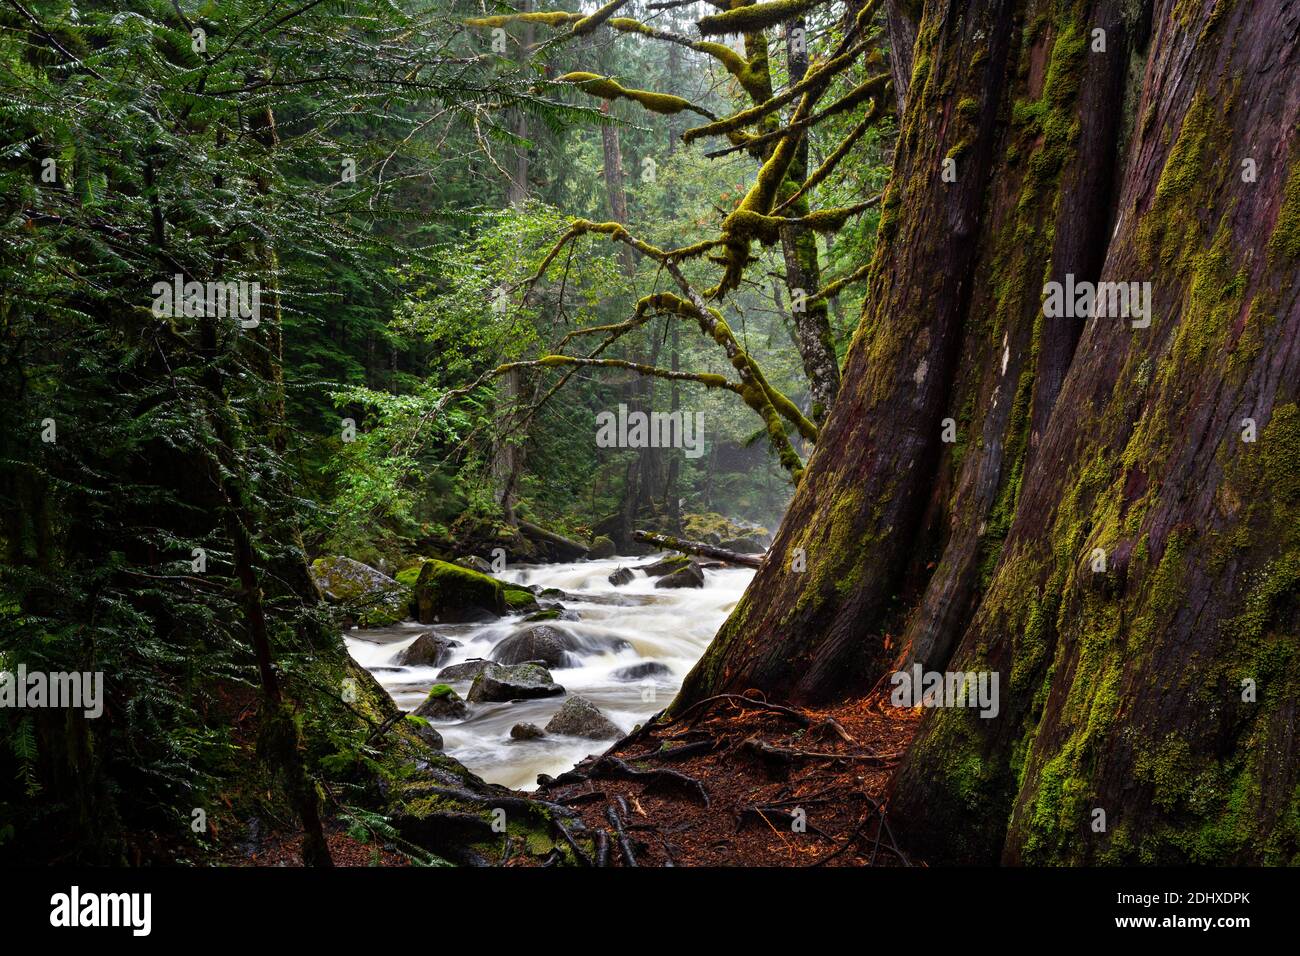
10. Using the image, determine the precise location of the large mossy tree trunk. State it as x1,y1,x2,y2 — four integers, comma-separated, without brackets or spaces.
676,0,1300,865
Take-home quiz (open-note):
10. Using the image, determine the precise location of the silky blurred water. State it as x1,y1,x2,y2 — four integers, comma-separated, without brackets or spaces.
344,556,753,791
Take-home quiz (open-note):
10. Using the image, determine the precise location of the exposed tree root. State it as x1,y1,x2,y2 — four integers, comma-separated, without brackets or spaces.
533,693,920,866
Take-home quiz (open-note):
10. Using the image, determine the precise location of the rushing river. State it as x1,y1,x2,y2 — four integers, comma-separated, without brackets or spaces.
344,555,754,790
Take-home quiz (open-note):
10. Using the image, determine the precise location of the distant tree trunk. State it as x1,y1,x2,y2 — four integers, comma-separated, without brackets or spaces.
884,0,918,113
601,100,636,275
677,0,1300,865
663,317,683,533
495,17,535,523
778,17,841,423
506,19,532,207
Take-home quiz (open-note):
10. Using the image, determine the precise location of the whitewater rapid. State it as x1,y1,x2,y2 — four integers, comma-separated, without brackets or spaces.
344,555,754,790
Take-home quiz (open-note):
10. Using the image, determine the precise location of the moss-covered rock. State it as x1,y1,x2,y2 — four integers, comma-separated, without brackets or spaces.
310,556,411,626
655,561,706,589
588,535,617,559
503,587,539,613
404,714,444,750
436,659,495,682
640,554,691,577
413,684,469,720
680,512,770,545
413,559,507,624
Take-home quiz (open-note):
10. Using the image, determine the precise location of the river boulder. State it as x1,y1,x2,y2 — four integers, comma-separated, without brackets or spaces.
640,554,690,577
588,535,617,559
544,696,623,740
655,561,705,589
719,536,766,554
412,559,507,624
412,684,469,720
454,555,495,574
467,662,564,702
310,556,411,626
394,631,461,667
436,659,495,682
608,566,635,586
611,661,672,682
491,624,582,668
405,715,444,750
510,722,546,741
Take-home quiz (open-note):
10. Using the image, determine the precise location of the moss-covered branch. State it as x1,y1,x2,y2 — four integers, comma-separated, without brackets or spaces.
807,260,872,305
491,355,744,392
525,220,816,476
696,0,827,37
775,105,886,212
681,37,872,144
725,200,879,245
557,72,717,119
572,0,632,36
706,72,891,159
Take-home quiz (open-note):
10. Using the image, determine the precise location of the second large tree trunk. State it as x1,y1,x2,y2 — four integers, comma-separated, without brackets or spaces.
676,0,1300,865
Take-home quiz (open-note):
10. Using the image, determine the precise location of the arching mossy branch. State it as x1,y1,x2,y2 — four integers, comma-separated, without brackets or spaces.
526,220,817,477
464,12,583,28
490,355,745,393
572,0,632,36
725,200,880,246
775,105,888,213
680,37,872,144
808,260,873,305
557,72,717,119
696,0,829,37
705,72,891,159
714,85,820,292
464,10,770,101
555,292,689,349
680,0,882,143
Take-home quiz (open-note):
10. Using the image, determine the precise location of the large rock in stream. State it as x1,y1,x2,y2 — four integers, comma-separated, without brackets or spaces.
640,554,691,578
544,696,623,740
412,683,469,720
394,631,461,667
310,556,411,626
467,662,565,703
436,659,495,682
490,624,631,669
410,559,537,624
655,560,705,589
587,535,617,559
611,661,672,682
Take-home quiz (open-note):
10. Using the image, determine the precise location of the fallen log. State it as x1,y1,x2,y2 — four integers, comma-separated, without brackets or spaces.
518,519,589,561
632,530,764,569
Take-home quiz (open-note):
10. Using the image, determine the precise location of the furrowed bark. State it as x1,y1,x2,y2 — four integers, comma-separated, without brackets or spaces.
676,0,1020,706
674,0,1300,866
891,0,1300,865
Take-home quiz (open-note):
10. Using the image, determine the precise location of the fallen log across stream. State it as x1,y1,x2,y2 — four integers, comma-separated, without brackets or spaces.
632,530,764,569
